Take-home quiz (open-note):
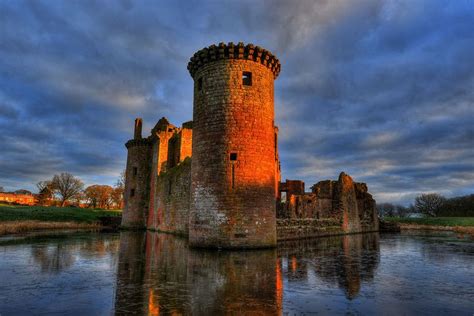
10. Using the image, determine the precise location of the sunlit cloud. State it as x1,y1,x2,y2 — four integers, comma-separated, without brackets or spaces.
0,0,473,204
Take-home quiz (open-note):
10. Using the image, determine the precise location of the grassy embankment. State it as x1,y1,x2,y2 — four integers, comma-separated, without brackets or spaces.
0,203,121,236
384,217,474,234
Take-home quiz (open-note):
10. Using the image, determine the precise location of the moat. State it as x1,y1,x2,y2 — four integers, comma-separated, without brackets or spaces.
1,231,473,315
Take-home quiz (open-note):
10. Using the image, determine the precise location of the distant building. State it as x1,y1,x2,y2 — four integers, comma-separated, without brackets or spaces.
0,192,36,205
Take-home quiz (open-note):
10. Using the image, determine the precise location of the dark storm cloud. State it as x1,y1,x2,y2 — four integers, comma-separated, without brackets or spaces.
0,0,473,204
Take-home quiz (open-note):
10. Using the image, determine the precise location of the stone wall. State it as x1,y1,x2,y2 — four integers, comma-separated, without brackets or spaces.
278,172,379,235
147,158,191,236
277,218,343,241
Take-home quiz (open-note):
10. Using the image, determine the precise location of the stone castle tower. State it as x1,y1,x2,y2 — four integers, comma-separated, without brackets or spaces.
122,118,151,229
121,42,378,249
187,43,281,248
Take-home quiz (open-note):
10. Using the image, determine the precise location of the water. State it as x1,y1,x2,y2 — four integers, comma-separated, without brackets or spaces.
0,231,473,315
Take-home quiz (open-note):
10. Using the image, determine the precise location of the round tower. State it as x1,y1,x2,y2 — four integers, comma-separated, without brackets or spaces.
122,118,152,229
187,42,281,248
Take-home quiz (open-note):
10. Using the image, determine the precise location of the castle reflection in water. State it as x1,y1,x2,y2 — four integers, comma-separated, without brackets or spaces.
114,232,380,314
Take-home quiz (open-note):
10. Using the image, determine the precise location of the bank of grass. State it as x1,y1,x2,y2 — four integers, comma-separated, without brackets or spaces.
384,217,474,227
384,217,474,235
0,203,121,236
0,221,102,236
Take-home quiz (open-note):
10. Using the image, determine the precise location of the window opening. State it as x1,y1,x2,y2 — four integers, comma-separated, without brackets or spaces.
230,152,237,189
242,72,252,86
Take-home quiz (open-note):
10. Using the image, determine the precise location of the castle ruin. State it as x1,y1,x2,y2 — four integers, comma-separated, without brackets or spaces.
122,42,379,248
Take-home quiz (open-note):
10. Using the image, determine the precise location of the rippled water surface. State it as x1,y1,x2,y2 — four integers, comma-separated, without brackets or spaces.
0,231,473,315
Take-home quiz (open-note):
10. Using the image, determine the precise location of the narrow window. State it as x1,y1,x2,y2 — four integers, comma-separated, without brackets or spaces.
274,133,278,159
230,152,237,189
133,167,138,176
242,72,252,86
197,77,203,91
130,188,135,197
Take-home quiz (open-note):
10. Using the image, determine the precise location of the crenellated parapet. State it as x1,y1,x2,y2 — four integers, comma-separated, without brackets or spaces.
125,138,152,148
187,42,281,79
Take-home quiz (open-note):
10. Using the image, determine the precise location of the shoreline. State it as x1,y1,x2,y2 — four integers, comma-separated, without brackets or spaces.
0,220,103,236
399,223,474,235
2,220,473,237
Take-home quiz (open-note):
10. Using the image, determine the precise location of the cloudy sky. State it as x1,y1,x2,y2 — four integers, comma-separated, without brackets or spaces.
1,0,473,204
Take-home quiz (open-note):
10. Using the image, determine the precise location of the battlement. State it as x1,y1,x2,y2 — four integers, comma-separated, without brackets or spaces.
125,138,151,148
187,42,281,79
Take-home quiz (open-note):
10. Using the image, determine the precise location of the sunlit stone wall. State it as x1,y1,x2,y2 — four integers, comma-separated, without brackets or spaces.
188,43,281,248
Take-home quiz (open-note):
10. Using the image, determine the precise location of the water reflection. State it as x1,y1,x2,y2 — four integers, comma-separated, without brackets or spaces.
31,244,75,273
0,233,120,315
1,231,473,314
114,232,380,314
29,235,120,273
278,233,379,300
115,232,280,315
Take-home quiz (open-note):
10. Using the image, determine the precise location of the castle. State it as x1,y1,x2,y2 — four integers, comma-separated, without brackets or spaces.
122,42,379,248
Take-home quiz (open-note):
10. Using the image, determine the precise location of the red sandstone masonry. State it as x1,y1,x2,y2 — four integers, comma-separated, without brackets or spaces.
121,42,379,245
188,43,280,248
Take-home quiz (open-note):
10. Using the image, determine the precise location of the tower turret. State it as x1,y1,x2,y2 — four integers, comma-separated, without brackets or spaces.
187,42,281,248
134,118,143,139
122,118,152,229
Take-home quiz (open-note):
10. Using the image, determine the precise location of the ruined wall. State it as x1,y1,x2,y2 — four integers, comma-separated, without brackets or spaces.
147,118,177,228
179,122,193,163
152,117,176,175
167,125,193,169
188,43,280,248
277,172,379,237
147,158,192,236
277,218,343,241
278,180,306,218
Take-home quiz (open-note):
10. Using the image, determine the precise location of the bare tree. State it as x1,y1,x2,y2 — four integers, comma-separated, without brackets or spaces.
395,205,410,218
0,186,4,192
116,170,125,189
110,171,125,209
377,203,395,217
415,193,446,217
51,173,84,207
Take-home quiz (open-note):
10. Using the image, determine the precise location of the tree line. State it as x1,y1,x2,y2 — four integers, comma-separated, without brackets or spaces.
36,172,124,209
377,193,474,218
